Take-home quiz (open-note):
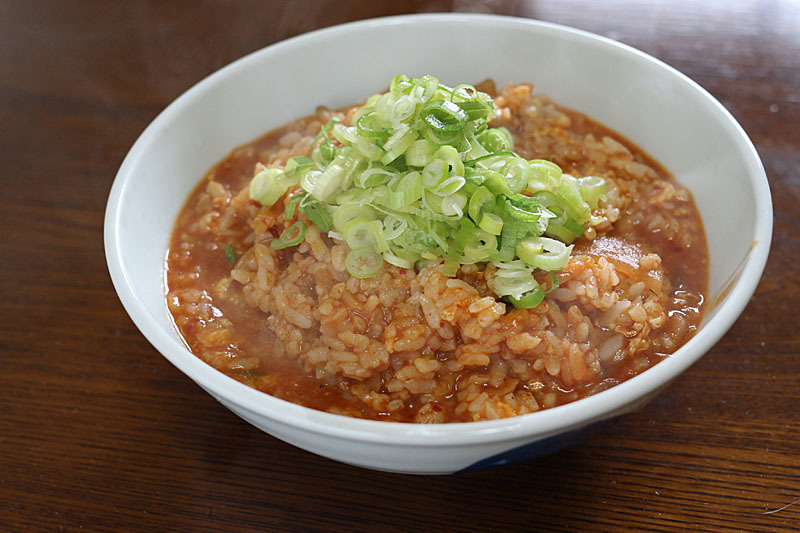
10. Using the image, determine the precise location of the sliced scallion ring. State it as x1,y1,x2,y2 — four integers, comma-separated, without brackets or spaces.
344,218,388,253
521,236,573,270
380,124,418,165
346,247,383,278
405,139,437,167
250,168,295,207
528,159,562,192
383,250,415,269
468,185,494,223
357,112,391,140
508,283,545,309
333,204,376,232
422,158,448,188
420,100,468,133
479,212,504,235
577,175,607,208
387,171,423,208
440,192,467,218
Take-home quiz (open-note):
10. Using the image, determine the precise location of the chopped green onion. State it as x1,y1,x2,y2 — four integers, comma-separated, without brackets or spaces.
344,218,388,253
443,217,476,276
331,124,358,145
380,124,418,165
479,212,504,235
300,170,321,195
451,84,480,102
387,171,423,208
383,250,415,269
224,243,236,265
245,74,605,308
557,176,592,224
516,237,544,265
311,150,363,202
456,99,491,121
335,186,379,207
491,261,537,299
416,75,440,102
543,271,560,294
354,138,383,161
312,118,340,148
250,168,297,207
382,215,407,241
468,186,494,223
433,146,465,178
528,159,562,192
476,168,513,196
355,166,394,188
502,157,531,194
563,218,585,237
545,218,585,244
577,176,607,209
503,194,547,223
271,221,306,250
520,236,572,270
420,100,468,133
496,220,522,262
303,200,333,232
508,283,545,308
424,124,460,146
463,151,515,167
463,229,497,263
333,204,375,233
311,163,345,202
529,190,566,224
422,158,448,188
311,118,340,163
285,194,305,220
284,155,314,177
357,112,391,140
346,247,383,278
460,121,490,161
390,74,411,92
432,176,466,196
405,139,437,167
391,94,417,123
478,127,513,153
440,192,467,217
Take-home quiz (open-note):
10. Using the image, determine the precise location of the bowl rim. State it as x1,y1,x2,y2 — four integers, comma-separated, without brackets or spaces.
104,13,773,447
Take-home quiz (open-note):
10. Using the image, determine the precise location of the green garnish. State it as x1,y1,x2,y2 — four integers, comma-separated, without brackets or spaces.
284,155,314,178
249,75,607,308
345,247,384,278
271,221,306,250
303,198,333,232
285,194,303,220
224,243,236,265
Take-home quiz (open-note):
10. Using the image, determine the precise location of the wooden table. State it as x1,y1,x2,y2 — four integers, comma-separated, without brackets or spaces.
2,1,798,530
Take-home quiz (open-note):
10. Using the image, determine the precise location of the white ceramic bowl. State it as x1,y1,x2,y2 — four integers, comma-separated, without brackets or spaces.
105,14,772,474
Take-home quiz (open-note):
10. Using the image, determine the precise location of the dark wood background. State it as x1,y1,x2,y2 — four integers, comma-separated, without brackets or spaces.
2,1,798,531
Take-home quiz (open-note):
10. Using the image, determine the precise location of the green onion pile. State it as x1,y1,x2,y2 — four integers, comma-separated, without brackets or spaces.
248,75,605,309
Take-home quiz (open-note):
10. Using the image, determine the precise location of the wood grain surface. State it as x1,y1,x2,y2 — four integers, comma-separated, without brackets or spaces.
1,1,798,531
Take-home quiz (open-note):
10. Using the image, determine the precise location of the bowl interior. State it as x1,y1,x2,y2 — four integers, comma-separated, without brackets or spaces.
106,14,771,434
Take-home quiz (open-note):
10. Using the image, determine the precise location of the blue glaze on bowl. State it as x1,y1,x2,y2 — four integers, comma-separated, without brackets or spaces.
459,420,612,472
